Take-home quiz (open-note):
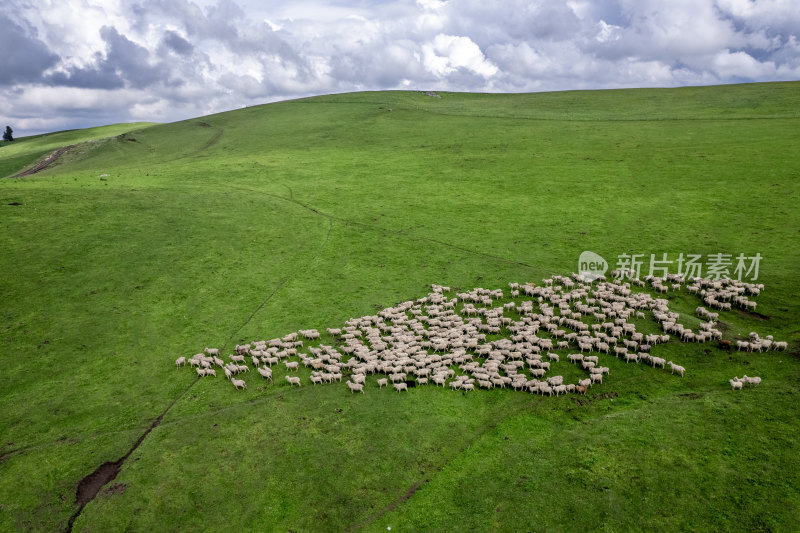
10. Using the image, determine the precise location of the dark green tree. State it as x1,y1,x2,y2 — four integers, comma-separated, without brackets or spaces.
2,126,12,142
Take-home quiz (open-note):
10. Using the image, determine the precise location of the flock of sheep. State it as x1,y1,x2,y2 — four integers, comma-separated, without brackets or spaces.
175,273,785,396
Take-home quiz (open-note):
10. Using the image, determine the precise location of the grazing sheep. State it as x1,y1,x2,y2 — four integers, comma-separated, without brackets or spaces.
232,378,246,390
235,344,251,355
667,361,685,377
567,353,583,364
394,382,408,392
346,381,365,393
175,356,186,368
178,276,776,399
285,376,301,387
729,379,743,390
741,375,762,386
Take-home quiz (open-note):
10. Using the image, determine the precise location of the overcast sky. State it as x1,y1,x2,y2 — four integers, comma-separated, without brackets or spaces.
2,0,798,136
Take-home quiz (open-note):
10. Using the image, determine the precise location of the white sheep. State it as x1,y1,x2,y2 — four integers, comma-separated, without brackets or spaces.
376,378,389,388
729,379,743,390
394,382,408,392
667,361,685,377
235,344,251,355
232,378,246,390
284,361,299,371
567,353,583,363
741,375,762,386
285,376,301,387
257,367,273,381
204,348,220,356
346,381,365,393
230,354,245,363
175,356,186,368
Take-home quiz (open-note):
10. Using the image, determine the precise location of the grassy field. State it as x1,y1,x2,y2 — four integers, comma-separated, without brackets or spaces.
1,82,799,532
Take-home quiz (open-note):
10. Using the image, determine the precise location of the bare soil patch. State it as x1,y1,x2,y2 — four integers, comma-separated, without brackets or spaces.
735,308,770,321
10,145,76,178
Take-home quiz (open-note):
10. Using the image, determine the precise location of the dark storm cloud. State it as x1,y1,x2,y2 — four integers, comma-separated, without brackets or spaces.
0,13,60,86
100,26,164,89
45,60,125,90
162,30,194,55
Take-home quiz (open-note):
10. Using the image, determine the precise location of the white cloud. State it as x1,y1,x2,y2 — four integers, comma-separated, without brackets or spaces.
422,34,498,77
1,0,798,135
711,49,775,79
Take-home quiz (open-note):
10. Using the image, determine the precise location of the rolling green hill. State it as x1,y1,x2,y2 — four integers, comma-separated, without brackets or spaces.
1,82,799,532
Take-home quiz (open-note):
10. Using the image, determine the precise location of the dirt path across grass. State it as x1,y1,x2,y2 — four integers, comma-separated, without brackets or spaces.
10,144,76,177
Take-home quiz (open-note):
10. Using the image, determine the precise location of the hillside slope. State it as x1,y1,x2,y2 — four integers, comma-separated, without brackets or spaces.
0,82,798,532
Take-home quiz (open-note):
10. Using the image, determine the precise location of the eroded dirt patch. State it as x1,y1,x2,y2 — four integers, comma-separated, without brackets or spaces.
10,145,76,178
735,308,770,321
102,483,127,497
76,461,123,505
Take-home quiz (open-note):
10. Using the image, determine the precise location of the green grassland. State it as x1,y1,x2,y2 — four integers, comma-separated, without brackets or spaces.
1,82,799,532
0,123,156,179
